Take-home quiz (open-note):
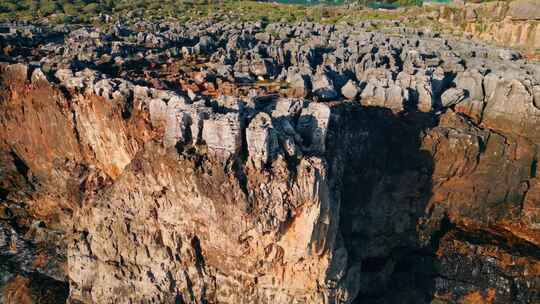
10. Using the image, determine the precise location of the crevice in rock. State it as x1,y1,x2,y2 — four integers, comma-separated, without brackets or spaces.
332,104,438,303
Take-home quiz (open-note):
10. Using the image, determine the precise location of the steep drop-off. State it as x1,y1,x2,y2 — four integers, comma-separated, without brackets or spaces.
0,18,539,304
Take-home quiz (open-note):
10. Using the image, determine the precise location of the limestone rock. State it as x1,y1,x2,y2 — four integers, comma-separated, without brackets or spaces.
341,79,361,100
483,77,540,139
5,63,28,82
441,87,466,107
164,97,191,148
455,70,484,102
202,112,243,157
30,68,48,84
246,113,279,168
508,0,540,21
296,102,331,154
1,15,540,304
312,73,338,101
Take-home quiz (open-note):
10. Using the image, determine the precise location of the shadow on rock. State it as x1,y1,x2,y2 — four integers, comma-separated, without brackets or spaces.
328,105,438,304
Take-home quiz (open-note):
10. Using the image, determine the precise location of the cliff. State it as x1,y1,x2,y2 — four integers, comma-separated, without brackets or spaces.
435,0,540,50
0,16,539,304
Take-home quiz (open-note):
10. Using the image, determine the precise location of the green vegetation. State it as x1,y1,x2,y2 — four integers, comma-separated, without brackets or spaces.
0,0,411,25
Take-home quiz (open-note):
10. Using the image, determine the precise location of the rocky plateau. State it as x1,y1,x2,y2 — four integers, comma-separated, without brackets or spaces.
0,10,540,304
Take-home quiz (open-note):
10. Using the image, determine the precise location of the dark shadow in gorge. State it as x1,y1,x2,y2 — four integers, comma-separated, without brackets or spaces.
328,104,439,304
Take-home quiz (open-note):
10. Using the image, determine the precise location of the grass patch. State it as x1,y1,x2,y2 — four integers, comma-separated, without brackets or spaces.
0,0,404,25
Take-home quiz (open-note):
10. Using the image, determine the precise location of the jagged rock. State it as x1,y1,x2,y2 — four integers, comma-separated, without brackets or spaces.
271,98,304,118
341,79,361,100
195,36,215,53
202,112,243,157
1,15,540,304
133,85,150,100
164,96,191,148
250,58,276,78
508,0,540,20
465,7,478,21
30,68,48,84
54,68,73,83
414,73,434,112
312,73,338,101
455,69,484,102
93,79,115,99
498,49,521,61
286,72,310,98
483,77,540,139
362,73,407,112
246,112,279,168
5,63,28,82
216,64,233,78
148,98,168,127
234,71,254,84
296,102,331,154
441,87,466,107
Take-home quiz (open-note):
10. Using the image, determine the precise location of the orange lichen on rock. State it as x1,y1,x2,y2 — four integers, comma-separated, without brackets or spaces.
459,289,496,304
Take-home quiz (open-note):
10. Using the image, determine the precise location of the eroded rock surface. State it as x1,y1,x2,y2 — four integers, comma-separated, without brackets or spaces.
0,15,539,304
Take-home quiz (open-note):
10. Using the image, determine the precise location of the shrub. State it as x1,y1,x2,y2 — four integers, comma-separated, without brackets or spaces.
39,0,59,15
62,3,79,15
0,3,18,13
83,3,99,14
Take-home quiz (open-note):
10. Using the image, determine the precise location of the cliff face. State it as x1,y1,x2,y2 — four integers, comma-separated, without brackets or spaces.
0,17,539,304
436,0,540,49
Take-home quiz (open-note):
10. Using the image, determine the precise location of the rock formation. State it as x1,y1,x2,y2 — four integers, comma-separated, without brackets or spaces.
0,14,539,304
436,0,540,49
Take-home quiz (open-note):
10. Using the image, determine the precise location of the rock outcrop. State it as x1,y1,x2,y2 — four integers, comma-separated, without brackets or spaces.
0,14,539,304
436,0,540,49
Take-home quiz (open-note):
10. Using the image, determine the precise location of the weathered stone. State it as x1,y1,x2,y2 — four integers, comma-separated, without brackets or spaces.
286,72,310,97
483,77,540,139
246,113,279,168
271,98,304,118
148,98,168,127
296,102,331,154
93,79,115,99
341,79,361,100
455,70,484,102
202,112,243,157
5,63,28,82
508,0,540,21
30,68,48,84
54,69,73,83
498,49,521,61
1,15,540,304
415,73,434,112
441,87,466,107
164,97,191,147
312,73,338,101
